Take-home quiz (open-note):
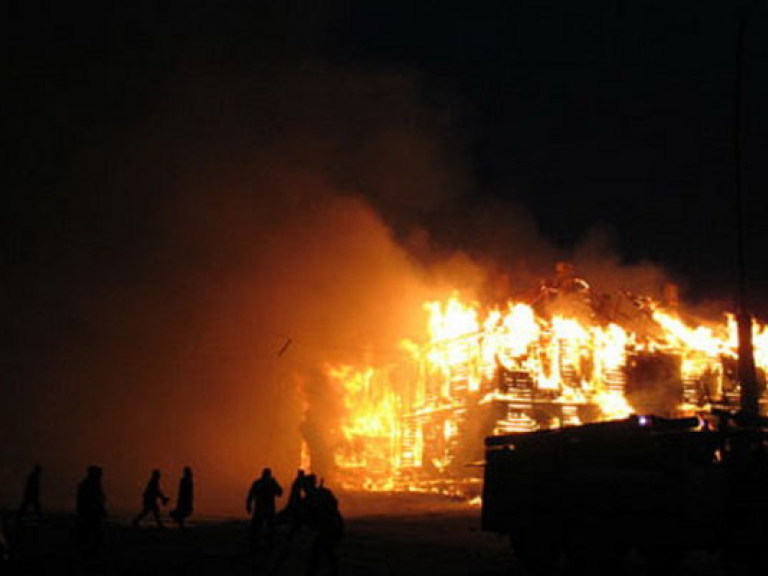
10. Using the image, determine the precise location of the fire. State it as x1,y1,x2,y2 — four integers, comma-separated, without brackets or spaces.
424,297,482,389
326,364,400,491
652,310,724,356
317,275,768,494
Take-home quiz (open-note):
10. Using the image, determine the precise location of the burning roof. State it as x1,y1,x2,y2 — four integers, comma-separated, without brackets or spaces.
304,265,768,494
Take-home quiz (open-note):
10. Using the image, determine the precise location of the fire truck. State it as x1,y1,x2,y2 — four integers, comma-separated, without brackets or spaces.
481,275,768,573
482,411,768,573
483,10,768,572
479,221,768,571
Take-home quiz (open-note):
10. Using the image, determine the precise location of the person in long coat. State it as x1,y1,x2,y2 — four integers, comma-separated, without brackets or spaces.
76,465,107,559
170,467,194,529
17,465,43,523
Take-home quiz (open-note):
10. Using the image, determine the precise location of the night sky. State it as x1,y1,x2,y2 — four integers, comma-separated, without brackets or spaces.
342,1,768,305
3,1,768,510
8,2,767,307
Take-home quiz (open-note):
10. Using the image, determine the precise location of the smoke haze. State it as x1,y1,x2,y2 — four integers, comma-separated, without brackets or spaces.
4,50,681,515
3,60,477,514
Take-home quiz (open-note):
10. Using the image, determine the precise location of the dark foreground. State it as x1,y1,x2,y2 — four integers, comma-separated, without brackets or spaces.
1,494,731,576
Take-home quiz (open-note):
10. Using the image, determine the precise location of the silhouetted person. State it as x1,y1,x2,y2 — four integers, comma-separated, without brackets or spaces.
288,469,307,508
277,469,306,528
0,515,10,563
246,467,283,550
17,465,43,523
132,469,169,528
169,467,194,529
76,465,106,559
303,475,344,576
272,469,309,570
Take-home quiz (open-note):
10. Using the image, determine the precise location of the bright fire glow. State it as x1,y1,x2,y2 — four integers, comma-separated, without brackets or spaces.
321,287,768,494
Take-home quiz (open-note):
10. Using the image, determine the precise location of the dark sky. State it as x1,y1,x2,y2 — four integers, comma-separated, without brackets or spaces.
3,1,768,510
339,1,768,307
6,1,768,308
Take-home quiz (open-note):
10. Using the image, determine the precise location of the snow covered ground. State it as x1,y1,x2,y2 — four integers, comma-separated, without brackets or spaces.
1,493,732,575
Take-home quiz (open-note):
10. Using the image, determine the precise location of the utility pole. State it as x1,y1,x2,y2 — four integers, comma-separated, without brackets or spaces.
734,3,759,419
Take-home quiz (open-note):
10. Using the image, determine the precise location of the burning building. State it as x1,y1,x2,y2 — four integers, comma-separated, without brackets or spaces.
314,265,768,495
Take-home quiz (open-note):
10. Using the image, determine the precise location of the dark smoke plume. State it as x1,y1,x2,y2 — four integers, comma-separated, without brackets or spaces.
2,58,484,513
4,34,681,512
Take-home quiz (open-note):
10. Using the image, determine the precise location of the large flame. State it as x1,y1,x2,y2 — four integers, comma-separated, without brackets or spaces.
321,286,767,493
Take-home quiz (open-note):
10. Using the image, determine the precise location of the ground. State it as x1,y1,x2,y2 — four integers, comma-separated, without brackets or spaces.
0,493,733,575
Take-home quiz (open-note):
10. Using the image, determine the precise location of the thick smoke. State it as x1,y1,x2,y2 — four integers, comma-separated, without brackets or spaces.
2,61,483,514
3,51,684,514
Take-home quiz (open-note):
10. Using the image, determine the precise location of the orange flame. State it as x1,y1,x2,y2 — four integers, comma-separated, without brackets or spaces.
321,291,767,493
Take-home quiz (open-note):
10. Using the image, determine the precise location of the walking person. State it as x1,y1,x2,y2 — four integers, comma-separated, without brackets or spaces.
303,475,344,576
277,469,306,532
17,465,43,524
169,467,194,530
132,469,169,528
76,465,107,559
246,467,283,551
1,515,10,564
272,469,309,569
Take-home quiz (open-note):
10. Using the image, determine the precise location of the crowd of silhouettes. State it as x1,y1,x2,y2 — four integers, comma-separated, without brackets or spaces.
3,464,343,574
